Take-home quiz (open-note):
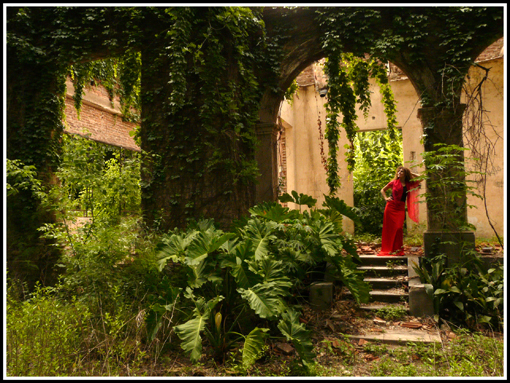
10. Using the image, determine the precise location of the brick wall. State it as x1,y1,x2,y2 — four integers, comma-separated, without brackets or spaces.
64,80,140,152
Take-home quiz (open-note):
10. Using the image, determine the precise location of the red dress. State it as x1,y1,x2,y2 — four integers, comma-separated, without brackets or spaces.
377,179,420,256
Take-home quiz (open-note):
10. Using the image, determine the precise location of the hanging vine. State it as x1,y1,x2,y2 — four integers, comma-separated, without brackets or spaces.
320,52,399,194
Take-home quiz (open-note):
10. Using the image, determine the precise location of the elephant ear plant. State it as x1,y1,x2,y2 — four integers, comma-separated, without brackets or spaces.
152,192,369,370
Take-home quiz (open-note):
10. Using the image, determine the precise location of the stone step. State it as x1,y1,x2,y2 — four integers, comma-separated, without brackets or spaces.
358,302,409,312
364,277,408,290
344,289,409,304
369,289,408,303
358,265,408,278
358,255,408,267
347,328,442,345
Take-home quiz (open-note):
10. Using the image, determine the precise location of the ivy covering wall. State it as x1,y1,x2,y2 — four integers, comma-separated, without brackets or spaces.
6,6,504,288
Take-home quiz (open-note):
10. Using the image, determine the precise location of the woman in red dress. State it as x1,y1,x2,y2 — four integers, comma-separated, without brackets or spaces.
377,166,421,256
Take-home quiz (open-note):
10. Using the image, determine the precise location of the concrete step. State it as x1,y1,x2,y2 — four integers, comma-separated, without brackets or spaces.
344,289,409,304
364,277,408,290
369,289,408,303
347,328,442,345
358,265,408,278
358,255,408,267
358,302,409,313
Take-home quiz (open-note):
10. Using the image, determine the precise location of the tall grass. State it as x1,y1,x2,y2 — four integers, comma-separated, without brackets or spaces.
7,283,90,376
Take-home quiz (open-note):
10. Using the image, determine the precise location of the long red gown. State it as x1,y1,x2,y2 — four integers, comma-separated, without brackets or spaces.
377,179,420,256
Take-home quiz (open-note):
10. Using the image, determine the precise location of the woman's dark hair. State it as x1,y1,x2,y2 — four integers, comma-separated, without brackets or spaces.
394,166,412,183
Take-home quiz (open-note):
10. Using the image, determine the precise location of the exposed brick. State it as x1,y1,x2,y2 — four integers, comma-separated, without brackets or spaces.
64,88,140,152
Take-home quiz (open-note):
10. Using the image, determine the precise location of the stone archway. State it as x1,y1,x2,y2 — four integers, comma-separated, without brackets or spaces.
253,7,503,266
7,6,504,270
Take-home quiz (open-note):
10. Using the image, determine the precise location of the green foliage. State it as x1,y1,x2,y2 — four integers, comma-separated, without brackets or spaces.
6,283,91,376
35,133,150,319
6,157,61,290
352,129,403,235
69,53,141,123
362,329,504,377
284,79,299,105
153,192,369,369
279,190,317,209
6,159,45,200
375,305,407,321
140,7,267,201
316,9,400,194
413,246,503,330
55,133,141,226
420,143,481,231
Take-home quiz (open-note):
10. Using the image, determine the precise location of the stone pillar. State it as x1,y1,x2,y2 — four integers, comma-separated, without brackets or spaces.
417,105,476,267
255,122,279,203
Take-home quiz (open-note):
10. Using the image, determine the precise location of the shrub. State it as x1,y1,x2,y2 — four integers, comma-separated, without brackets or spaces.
151,192,370,370
413,249,503,330
6,283,91,376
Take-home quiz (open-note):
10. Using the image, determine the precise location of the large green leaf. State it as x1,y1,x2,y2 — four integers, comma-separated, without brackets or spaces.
322,195,361,224
241,327,270,368
277,309,315,367
249,201,298,222
181,229,235,288
156,232,197,271
258,258,292,288
175,315,207,363
244,219,276,260
175,295,223,362
186,230,235,266
279,191,317,208
317,220,341,257
238,283,286,319
221,240,261,289
329,256,370,304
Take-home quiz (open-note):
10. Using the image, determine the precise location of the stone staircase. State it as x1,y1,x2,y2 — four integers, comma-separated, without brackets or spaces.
357,255,410,309
339,253,441,345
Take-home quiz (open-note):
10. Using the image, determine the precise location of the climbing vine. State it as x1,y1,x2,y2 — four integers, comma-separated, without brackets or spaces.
137,6,278,228
319,51,399,194
6,6,504,286
314,5,503,224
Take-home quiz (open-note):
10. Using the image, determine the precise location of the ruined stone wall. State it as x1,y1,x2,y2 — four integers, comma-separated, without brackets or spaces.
279,38,504,237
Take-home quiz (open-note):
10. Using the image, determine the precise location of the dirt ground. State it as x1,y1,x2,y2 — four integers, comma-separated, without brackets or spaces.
141,294,502,378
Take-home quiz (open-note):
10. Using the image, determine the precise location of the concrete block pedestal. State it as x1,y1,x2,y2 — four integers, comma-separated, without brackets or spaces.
309,282,334,311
